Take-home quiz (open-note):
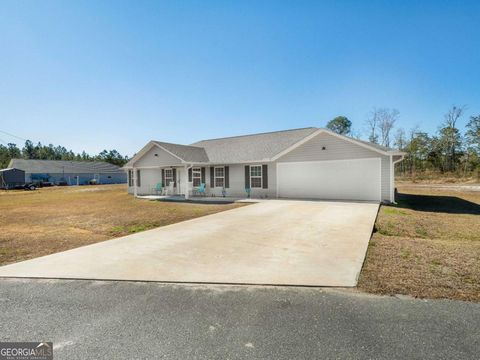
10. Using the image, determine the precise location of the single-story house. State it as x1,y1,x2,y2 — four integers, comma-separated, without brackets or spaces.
124,127,405,202
0,168,26,189
8,159,127,185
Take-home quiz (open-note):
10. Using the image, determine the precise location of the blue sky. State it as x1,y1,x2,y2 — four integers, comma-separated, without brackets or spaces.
1,1,479,155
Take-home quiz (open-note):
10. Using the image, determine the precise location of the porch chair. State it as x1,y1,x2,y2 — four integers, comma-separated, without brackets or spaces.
153,182,163,195
198,182,206,197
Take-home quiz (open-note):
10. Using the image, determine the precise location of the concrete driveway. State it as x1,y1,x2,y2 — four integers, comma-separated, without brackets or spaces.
0,200,379,286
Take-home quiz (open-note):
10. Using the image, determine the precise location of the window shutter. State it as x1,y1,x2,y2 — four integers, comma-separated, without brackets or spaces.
128,170,133,186
172,168,177,187
161,169,165,186
225,166,229,188
201,167,206,184
244,165,250,188
262,164,268,189
136,169,141,187
188,168,192,182
210,167,214,187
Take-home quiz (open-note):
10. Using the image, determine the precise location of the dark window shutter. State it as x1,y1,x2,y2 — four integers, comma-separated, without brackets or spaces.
201,167,206,184
225,166,229,188
161,169,165,186
245,165,250,188
172,168,177,187
262,164,268,189
128,170,133,186
210,167,214,187
188,168,192,182
136,169,141,187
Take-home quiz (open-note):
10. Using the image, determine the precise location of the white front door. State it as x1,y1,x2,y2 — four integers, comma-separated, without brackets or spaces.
277,158,381,201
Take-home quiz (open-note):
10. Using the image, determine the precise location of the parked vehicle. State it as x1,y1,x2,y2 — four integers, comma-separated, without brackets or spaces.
35,181,54,187
7,183,37,191
23,183,37,191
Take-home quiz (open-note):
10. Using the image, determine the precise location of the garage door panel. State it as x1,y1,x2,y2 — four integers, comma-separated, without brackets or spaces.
277,158,381,201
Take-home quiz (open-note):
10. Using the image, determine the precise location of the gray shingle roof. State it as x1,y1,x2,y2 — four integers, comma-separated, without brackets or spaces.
8,159,125,174
191,127,319,163
355,138,392,152
128,127,399,167
153,141,209,162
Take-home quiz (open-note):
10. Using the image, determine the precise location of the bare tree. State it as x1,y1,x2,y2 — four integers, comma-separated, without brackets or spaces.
444,105,466,129
440,105,467,171
379,108,399,147
393,128,406,175
366,108,399,147
366,108,379,144
394,128,406,150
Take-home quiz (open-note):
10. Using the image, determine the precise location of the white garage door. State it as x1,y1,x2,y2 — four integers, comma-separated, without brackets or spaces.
277,158,381,201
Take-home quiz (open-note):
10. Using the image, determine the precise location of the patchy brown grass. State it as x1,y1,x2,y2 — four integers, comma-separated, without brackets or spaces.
0,185,243,266
396,169,480,184
358,184,480,302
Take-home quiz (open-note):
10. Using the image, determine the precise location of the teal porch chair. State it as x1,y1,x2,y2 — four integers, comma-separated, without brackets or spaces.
198,182,206,197
153,182,163,195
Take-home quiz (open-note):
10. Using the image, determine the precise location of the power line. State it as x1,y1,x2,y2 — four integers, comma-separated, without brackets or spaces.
0,130,28,142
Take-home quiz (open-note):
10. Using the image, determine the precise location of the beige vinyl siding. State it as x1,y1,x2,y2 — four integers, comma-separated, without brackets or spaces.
277,132,391,202
128,167,188,195
133,147,183,168
128,147,185,194
206,163,277,198
128,168,161,195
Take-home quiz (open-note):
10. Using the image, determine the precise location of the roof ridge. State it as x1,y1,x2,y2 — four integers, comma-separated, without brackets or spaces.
11,158,120,165
154,141,205,149
191,127,318,144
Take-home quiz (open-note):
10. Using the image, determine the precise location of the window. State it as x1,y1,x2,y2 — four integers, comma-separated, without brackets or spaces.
214,167,224,188
192,167,201,187
128,170,133,186
165,169,173,186
136,170,141,187
250,165,262,188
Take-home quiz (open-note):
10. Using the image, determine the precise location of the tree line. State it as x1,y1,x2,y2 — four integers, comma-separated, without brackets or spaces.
0,140,129,168
326,105,480,179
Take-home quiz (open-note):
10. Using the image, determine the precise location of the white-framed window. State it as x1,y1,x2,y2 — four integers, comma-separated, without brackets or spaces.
128,170,133,186
192,167,201,187
214,166,224,188
250,165,262,188
165,168,174,186
136,169,141,187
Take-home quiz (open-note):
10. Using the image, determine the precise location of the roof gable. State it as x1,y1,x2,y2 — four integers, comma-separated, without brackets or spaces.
153,141,209,162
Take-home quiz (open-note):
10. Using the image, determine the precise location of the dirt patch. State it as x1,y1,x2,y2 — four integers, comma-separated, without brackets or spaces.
0,185,244,266
358,183,480,302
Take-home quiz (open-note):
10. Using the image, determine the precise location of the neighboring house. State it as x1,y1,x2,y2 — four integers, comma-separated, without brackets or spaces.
0,168,25,189
8,159,127,185
124,127,405,202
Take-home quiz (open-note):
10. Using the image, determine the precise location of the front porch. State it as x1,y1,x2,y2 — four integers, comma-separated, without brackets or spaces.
128,164,240,199
127,162,274,199
135,194,255,204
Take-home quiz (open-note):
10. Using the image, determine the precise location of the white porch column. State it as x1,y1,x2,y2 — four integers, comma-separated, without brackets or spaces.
184,165,189,199
133,167,138,197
